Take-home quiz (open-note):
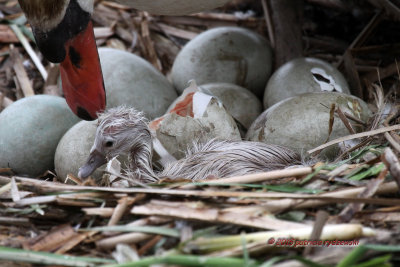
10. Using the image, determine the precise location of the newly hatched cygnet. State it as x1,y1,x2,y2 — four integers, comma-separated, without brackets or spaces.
79,107,301,183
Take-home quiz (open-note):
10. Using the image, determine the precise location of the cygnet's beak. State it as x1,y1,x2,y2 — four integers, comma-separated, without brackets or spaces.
78,149,107,178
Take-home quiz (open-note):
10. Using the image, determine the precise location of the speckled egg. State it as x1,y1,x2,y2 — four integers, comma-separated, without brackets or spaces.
54,120,103,182
116,0,229,15
246,92,371,158
171,27,273,97
0,95,80,176
99,48,177,119
263,57,350,108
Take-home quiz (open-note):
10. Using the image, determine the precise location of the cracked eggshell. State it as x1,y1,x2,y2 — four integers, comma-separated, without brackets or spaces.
0,95,80,177
99,48,177,120
263,57,350,108
167,83,262,129
247,92,371,158
116,0,229,15
199,83,262,129
55,120,103,182
151,92,241,159
172,27,273,97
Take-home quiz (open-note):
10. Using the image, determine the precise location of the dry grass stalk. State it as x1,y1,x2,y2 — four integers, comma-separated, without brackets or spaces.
23,224,76,252
131,199,307,230
0,25,18,42
9,45,34,97
96,232,152,250
10,24,47,80
152,23,198,40
184,224,372,254
83,207,114,217
260,181,398,213
0,92,14,110
383,147,400,188
308,125,400,154
303,210,329,256
201,167,312,185
338,172,387,222
2,175,398,205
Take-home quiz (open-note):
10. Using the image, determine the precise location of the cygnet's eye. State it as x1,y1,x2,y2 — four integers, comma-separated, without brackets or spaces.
105,141,114,147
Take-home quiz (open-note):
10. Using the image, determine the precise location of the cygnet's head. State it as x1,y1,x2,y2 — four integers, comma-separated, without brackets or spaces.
78,106,151,178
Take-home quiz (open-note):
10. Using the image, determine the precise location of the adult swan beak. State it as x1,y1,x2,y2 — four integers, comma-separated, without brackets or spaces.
18,0,106,120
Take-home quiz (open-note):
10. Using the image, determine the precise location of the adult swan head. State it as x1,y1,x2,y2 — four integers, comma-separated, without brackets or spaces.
18,0,230,120
18,0,105,121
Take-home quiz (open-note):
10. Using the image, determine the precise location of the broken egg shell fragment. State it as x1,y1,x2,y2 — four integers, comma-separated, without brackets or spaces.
172,27,273,97
167,83,262,129
151,92,241,159
247,92,371,159
263,57,350,108
199,83,262,129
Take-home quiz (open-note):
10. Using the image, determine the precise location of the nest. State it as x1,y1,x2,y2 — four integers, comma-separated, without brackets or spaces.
0,0,399,266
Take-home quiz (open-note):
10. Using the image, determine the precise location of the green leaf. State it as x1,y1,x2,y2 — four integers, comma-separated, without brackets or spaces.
348,163,385,181
260,255,328,267
102,255,259,267
0,246,115,266
337,244,400,267
352,254,391,267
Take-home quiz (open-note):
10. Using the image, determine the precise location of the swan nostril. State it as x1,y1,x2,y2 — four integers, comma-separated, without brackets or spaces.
105,141,114,147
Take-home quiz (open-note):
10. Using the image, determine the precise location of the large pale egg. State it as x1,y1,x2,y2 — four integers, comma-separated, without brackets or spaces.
54,120,103,182
171,27,273,97
150,90,241,160
246,92,371,158
116,0,229,15
0,95,80,177
263,57,350,108
99,48,177,120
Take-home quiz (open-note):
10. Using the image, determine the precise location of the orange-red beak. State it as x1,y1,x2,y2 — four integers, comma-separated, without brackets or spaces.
60,21,106,120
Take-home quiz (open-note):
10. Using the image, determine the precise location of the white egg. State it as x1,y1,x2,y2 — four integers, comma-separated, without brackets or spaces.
247,92,371,158
99,48,178,120
172,27,273,97
0,95,80,176
54,120,103,182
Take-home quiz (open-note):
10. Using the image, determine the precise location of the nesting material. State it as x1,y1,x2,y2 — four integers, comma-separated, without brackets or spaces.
246,92,371,158
150,82,241,160
0,95,80,176
263,57,351,108
116,0,230,15
171,27,273,97
54,120,104,182
99,48,177,120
